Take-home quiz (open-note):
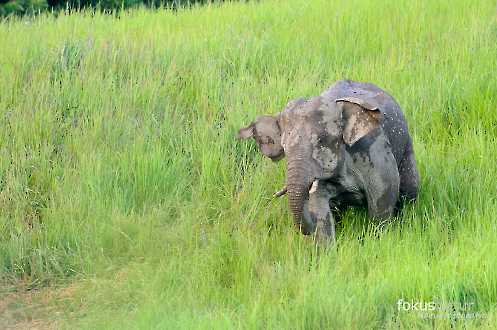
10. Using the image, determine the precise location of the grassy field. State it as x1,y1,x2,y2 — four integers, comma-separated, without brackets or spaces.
1,0,497,328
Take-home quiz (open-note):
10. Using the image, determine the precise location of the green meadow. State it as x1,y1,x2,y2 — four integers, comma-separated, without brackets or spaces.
1,0,497,328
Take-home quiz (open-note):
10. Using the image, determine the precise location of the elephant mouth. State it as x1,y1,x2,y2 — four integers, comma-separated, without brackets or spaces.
270,153,285,162
272,180,318,198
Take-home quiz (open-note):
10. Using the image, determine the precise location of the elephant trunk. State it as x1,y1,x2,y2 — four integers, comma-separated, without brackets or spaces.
286,147,314,235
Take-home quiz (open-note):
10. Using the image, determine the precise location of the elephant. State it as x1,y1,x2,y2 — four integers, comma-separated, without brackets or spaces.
237,79,419,243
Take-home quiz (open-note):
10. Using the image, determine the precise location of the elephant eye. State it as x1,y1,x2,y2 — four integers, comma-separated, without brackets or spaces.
259,136,274,145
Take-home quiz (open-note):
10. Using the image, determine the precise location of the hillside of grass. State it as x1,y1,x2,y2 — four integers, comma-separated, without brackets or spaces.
1,0,497,328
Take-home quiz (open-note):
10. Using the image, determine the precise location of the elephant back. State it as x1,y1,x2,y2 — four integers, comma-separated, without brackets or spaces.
321,80,411,167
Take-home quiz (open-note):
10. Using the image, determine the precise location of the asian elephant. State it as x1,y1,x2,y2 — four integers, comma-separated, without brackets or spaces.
237,80,419,243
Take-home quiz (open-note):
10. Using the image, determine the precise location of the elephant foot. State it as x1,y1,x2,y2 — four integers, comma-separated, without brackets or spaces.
314,215,336,247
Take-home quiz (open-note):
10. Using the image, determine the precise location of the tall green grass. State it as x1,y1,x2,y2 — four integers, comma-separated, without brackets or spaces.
1,0,497,328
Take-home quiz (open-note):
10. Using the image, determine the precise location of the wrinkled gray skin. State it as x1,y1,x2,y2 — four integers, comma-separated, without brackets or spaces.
238,80,419,244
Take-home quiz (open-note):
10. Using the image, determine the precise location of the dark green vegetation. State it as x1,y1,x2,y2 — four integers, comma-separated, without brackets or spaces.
0,0,215,17
1,0,497,328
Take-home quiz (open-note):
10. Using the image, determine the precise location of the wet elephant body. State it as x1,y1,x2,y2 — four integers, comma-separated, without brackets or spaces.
238,80,419,243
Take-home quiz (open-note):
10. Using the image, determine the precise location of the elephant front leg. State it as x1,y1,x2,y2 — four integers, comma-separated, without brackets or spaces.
307,180,335,245
364,165,400,220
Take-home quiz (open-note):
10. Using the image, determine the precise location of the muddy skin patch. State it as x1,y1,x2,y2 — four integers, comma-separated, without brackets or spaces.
316,99,342,137
308,99,343,176
311,137,338,174
340,102,381,146
281,96,344,178
345,128,382,154
346,128,382,170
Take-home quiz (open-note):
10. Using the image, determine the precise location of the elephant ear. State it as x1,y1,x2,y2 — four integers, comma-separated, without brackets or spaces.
237,123,254,139
237,115,285,160
336,97,383,146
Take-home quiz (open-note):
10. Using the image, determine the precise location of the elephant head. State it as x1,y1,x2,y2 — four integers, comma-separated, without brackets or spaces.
238,96,382,234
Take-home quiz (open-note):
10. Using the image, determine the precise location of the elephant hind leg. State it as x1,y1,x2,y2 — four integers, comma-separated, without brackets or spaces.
398,139,420,203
